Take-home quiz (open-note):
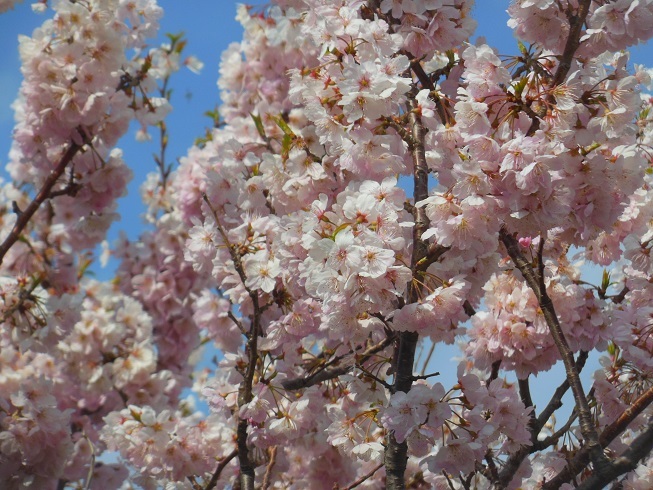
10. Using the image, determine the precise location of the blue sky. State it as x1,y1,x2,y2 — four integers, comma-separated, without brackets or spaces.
1,1,652,415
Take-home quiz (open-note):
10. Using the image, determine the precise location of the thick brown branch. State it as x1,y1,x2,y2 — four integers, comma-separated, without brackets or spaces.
542,367,653,488
553,0,592,86
385,94,429,490
0,141,81,266
576,417,653,490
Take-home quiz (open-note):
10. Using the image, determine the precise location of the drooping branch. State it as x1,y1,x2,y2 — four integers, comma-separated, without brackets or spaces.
0,140,81,266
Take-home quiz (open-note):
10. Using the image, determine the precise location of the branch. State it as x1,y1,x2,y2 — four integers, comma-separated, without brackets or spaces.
553,0,592,86
536,350,589,432
415,243,449,275
497,350,586,487
409,59,448,124
499,227,609,474
484,451,501,486
202,194,261,490
0,141,81,266
611,286,629,304
412,371,440,382
533,408,578,451
338,462,384,490
543,374,653,488
600,385,653,446
385,93,429,490
518,377,538,437
281,335,395,391
576,417,653,490
261,446,277,490
485,359,502,388
498,356,590,488
204,448,238,490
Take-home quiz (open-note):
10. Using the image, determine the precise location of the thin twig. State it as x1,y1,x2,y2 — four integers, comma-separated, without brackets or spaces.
340,462,384,490
533,408,578,451
420,340,436,376
412,372,440,382
204,448,238,490
261,446,277,490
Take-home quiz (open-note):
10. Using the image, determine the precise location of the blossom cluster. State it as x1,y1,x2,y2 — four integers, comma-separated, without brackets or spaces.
1,0,653,488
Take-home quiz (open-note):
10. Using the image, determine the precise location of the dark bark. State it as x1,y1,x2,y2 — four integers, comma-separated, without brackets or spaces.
543,385,653,489
385,95,429,490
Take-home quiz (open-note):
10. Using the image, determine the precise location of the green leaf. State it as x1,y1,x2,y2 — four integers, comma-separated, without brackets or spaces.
281,133,293,154
250,113,266,140
601,269,610,292
275,115,295,137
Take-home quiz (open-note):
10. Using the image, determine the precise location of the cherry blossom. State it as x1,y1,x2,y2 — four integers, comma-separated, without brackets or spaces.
1,0,653,488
